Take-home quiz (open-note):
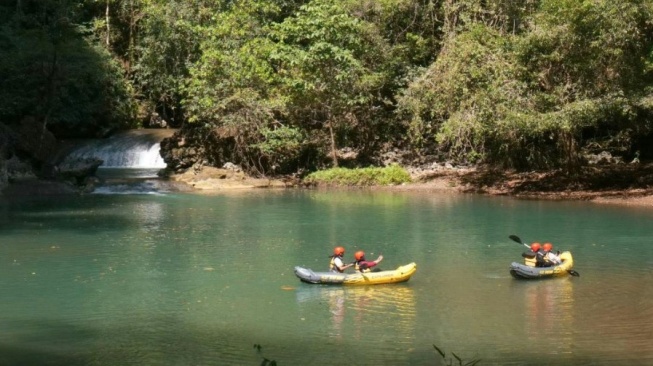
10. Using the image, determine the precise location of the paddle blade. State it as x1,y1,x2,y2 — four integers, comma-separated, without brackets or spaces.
509,235,523,244
568,270,580,277
432,345,445,358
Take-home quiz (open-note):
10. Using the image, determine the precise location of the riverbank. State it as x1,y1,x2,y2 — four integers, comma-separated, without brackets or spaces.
4,159,653,207
165,162,653,207
166,165,288,190
396,163,653,207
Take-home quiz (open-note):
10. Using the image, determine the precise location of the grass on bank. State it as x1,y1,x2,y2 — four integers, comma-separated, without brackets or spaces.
303,164,412,186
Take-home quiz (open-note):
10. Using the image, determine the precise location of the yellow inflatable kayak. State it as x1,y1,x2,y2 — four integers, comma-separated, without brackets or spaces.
294,262,417,285
510,251,576,279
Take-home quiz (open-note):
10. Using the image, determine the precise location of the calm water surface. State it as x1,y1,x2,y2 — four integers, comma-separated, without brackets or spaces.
1,189,652,365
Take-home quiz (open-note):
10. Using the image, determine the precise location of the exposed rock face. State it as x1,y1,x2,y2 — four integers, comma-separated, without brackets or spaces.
168,165,288,190
159,126,237,173
6,155,37,181
0,118,103,195
160,130,198,171
57,157,104,185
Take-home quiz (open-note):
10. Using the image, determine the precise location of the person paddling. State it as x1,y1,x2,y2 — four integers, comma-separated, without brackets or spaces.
329,246,354,273
542,242,562,266
523,242,544,267
353,251,383,273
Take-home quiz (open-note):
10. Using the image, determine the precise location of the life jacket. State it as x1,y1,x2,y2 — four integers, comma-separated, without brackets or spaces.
522,251,537,267
523,250,547,267
354,261,371,273
329,255,344,273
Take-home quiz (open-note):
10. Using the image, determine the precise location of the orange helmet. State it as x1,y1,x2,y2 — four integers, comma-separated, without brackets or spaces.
334,246,345,256
354,251,365,261
542,243,553,252
530,242,541,252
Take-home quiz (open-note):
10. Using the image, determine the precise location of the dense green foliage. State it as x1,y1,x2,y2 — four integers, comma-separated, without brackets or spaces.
304,164,411,186
1,0,652,172
0,0,136,137
399,0,653,170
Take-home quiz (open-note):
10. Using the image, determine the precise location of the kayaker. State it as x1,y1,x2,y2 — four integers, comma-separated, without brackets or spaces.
523,242,543,267
353,251,383,273
329,246,354,273
542,242,562,266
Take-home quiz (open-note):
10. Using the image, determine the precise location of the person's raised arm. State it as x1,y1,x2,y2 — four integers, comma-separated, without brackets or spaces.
337,259,353,271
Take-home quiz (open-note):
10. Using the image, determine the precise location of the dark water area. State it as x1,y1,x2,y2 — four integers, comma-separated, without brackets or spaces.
0,190,652,365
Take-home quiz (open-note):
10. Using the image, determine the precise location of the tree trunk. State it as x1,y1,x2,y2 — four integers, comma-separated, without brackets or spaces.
328,119,338,167
561,131,580,173
105,0,111,47
127,0,135,75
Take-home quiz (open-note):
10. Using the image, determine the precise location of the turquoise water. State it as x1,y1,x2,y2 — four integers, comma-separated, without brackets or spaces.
1,190,652,365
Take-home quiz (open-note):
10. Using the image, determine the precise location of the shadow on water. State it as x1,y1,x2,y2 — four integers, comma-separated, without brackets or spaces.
0,207,141,234
0,344,88,366
0,195,168,234
0,317,272,366
0,288,646,365
0,319,95,366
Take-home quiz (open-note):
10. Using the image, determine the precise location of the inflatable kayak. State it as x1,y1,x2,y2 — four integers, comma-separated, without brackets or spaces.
510,251,574,279
294,263,417,285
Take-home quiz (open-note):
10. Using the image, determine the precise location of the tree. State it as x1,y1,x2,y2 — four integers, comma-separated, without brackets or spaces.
0,0,135,138
398,0,653,170
270,0,389,167
514,0,653,168
178,1,290,174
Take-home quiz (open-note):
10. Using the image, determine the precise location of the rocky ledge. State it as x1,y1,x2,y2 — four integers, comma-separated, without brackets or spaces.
0,118,105,196
164,164,290,191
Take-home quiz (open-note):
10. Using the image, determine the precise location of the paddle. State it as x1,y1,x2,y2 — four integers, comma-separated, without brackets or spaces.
508,235,580,277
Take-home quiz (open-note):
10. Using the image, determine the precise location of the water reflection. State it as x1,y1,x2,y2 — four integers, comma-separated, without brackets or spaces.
328,288,346,337
4,191,653,365
295,285,416,342
520,278,575,356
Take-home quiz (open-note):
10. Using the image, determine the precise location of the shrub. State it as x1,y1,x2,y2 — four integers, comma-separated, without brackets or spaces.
303,164,411,186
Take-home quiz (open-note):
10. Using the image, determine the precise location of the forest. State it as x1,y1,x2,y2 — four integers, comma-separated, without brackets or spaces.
1,0,652,178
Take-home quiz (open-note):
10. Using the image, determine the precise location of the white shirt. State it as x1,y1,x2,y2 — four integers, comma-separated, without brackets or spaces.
544,251,561,265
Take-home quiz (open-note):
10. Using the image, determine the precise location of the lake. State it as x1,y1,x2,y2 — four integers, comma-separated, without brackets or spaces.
0,189,652,365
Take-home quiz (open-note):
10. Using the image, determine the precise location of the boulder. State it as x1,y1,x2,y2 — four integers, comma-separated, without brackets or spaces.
6,155,37,181
57,157,104,185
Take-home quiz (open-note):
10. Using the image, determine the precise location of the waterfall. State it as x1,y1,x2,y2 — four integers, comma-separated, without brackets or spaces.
61,129,185,194
63,129,175,169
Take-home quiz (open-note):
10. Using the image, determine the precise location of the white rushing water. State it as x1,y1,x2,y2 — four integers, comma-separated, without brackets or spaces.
63,129,175,169
61,129,178,194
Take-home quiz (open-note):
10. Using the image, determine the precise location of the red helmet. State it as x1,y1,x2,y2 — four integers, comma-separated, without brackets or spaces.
530,242,541,252
334,246,345,256
354,251,365,261
542,243,553,252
